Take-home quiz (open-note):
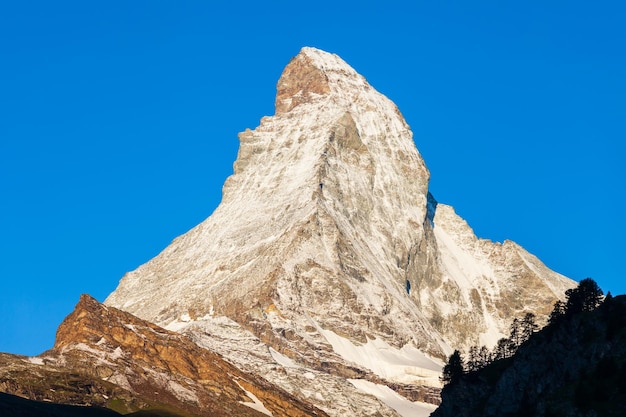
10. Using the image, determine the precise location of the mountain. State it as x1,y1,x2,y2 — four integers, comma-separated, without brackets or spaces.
102,47,576,416
0,295,327,417
432,290,626,417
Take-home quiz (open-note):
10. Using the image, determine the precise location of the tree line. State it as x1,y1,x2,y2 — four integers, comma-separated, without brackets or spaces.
442,278,604,387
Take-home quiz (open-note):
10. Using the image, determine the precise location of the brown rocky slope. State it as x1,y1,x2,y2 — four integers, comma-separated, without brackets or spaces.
0,294,327,417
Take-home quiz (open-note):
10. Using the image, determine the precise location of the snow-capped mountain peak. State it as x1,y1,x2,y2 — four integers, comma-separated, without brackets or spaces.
105,47,575,416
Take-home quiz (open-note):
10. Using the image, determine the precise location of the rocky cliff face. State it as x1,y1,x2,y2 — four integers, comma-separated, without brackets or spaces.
418,199,575,350
0,295,327,417
103,47,575,416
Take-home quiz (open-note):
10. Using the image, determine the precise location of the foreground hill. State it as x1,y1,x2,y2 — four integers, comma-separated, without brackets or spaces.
0,295,326,417
433,291,626,417
0,391,122,417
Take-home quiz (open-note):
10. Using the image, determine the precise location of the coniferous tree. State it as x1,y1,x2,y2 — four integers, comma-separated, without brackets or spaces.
521,312,538,342
549,300,567,325
565,278,603,314
479,345,491,366
441,350,464,386
493,338,513,360
509,318,522,347
466,346,481,372
579,278,604,312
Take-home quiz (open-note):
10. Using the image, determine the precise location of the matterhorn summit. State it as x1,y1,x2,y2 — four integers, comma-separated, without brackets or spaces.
106,47,575,416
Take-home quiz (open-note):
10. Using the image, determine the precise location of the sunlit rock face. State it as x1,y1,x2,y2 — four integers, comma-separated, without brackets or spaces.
105,47,575,416
0,295,327,417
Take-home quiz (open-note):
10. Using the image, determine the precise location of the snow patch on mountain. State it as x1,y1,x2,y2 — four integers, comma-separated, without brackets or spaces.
349,379,438,417
318,327,442,386
236,380,274,416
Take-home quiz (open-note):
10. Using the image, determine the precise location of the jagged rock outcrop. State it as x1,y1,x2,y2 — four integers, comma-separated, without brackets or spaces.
103,47,576,416
0,295,327,417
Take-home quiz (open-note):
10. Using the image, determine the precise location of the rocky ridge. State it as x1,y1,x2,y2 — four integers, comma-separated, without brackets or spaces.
103,47,576,416
0,295,327,417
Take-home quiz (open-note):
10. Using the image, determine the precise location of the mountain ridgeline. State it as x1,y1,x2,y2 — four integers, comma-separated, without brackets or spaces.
103,47,575,415
1,48,580,417
434,279,626,417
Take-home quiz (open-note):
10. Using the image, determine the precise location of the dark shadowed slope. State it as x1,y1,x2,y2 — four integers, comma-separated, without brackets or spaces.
433,289,626,417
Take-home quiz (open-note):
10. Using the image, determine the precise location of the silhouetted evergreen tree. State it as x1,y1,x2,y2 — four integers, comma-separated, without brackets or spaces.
520,312,538,342
565,278,603,314
466,346,481,372
466,343,491,370
579,278,604,312
479,345,491,366
509,318,522,347
549,300,566,325
493,337,513,360
441,350,464,386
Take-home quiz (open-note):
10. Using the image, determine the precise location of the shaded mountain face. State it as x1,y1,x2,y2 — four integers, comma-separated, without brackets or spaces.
0,295,327,417
0,391,122,417
103,47,576,416
432,294,626,417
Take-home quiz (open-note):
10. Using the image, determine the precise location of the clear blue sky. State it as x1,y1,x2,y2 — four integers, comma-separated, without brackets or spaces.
1,1,624,356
